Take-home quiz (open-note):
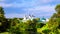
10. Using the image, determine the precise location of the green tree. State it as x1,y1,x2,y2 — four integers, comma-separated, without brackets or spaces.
0,7,9,32
46,4,60,34
55,4,60,14
0,7,5,18
48,4,60,27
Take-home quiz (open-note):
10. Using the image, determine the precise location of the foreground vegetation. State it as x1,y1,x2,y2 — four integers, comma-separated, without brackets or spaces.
0,4,60,34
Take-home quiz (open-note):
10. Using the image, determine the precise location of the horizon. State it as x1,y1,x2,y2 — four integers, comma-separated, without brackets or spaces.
0,0,60,18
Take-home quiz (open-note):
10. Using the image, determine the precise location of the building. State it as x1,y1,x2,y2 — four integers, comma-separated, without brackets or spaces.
40,17,49,23
22,15,49,23
23,14,35,22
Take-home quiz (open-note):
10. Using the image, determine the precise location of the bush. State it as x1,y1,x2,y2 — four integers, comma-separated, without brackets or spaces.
42,29,51,34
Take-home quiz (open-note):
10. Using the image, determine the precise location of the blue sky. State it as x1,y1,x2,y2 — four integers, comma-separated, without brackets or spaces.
0,0,60,18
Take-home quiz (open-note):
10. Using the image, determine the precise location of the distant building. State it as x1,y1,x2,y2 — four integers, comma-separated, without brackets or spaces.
19,14,49,23
23,14,35,22
40,17,49,23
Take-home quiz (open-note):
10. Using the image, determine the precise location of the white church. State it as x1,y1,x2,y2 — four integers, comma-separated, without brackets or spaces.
22,14,35,22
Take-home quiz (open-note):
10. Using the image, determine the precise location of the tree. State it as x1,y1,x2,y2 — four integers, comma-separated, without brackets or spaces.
0,7,5,18
55,4,60,14
0,7,9,32
45,4,60,34
48,4,60,26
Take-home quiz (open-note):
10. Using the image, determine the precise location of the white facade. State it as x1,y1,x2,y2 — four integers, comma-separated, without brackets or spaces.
41,18,49,23
23,14,35,22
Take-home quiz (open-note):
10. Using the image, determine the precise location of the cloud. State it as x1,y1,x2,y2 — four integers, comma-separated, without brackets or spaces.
3,4,56,18
5,12,53,18
23,5,55,14
0,0,5,2
22,5,56,18
35,0,54,4
5,13,25,18
0,0,59,8
0,3,13,7
36,0,60,4
0,2,28,8
5,5,55,18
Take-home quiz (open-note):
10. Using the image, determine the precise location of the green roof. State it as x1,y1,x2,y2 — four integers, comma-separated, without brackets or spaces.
42,18,46,20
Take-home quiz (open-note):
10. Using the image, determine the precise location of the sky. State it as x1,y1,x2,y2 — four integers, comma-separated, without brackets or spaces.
0,0,60,18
